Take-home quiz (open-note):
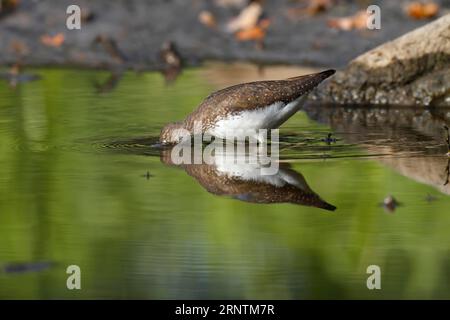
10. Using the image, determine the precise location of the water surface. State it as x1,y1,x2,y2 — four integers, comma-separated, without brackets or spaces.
1,64,450,299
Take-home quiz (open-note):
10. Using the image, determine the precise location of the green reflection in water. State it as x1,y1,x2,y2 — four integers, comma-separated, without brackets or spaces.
0,68,449,299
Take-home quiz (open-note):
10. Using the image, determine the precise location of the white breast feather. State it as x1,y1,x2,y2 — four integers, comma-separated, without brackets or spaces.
207,96,304,139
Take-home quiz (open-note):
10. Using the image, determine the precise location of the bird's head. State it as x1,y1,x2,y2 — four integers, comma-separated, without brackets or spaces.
159,122,189,145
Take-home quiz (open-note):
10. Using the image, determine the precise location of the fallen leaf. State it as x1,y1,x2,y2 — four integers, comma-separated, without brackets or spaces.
40,33,65,47
327,10,368,31
406,2,439,19
227,2,263,33
94,35,126,63
234,18,270,42
235,26,265,41
327,17,353,30
198,10,217,28
287,0,333,19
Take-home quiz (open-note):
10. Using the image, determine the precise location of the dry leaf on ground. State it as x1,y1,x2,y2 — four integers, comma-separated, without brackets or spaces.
40,33,65,47
198,10,217,28
406,2,439,19
235,18,270,41
227,2,263,33
327,10,368,31
235,26,265,41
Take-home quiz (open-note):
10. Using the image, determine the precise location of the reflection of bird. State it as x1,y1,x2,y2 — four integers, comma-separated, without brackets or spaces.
160,69,335,144
160,146,336,211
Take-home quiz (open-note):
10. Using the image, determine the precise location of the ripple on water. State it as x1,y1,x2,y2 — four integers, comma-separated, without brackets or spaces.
88,126,448,162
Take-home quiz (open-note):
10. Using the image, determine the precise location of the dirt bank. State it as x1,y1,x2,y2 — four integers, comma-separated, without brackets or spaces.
0,0,446,70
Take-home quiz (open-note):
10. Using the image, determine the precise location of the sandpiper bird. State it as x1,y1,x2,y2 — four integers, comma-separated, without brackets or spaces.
160,69,335,144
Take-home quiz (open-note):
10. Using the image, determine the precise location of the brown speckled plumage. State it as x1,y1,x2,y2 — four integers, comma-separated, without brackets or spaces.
160,69,335,142
160,149,336,211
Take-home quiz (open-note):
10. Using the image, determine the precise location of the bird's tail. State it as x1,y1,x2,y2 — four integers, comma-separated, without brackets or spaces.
316,200,337,212
287,69,336,82
286,69,336,94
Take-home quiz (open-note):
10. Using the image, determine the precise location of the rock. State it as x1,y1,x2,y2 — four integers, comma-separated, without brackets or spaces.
313,14,450,107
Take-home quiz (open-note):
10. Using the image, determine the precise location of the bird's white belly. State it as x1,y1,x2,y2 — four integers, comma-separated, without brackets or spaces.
207,97,304,139
214,157,307,190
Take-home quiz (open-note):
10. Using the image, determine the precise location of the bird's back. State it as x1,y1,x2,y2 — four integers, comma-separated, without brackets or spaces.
183,69,335,131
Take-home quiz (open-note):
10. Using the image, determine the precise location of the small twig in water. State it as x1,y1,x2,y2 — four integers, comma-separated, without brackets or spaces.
141,171,153,180
320,132,337,145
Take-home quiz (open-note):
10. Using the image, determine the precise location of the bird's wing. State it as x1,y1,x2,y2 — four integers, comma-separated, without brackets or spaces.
184,69,335,129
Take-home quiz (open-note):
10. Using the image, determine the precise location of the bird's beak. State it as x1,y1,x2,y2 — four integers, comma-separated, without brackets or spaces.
152,142,164,148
